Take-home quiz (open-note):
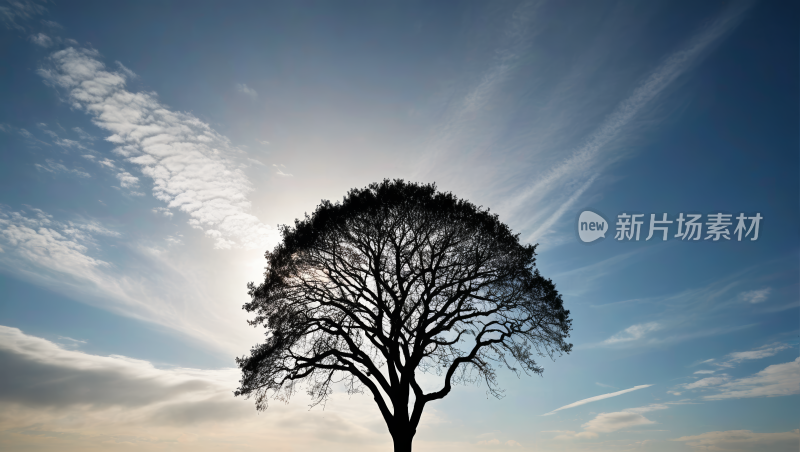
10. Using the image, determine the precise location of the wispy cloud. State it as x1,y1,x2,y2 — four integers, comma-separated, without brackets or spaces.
115,61,138,79
504,0,753,242
740,287,771,304
703,357,800,400
413,1,544,181
236,83,258,99
29,32,51,47
0,0,45,31
38,47,278,250
72,126,96,141
726,343,790,363
35,159,91,178
543,384,652,416
0,206,261,353
673,429,800,451
273,163,292,177
551,403,667,440
601,322,661,345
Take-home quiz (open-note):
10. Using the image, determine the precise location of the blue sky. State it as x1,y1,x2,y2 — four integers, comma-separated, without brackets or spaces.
0,1,797,451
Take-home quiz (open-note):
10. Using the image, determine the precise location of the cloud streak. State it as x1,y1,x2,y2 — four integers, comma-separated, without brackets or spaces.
38,47,277,250
543,384,653,415
504,0,753,241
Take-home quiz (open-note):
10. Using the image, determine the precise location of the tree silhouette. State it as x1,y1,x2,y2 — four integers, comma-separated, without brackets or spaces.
236,179,572,452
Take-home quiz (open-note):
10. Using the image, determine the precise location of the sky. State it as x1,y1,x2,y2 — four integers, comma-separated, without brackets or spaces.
0,0,797,451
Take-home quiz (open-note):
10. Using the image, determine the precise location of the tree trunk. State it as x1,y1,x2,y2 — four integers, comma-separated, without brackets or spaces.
392,428,415,452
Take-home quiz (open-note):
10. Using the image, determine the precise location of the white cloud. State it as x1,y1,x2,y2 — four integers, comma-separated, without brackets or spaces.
0,207,261,354
0,0,45,30
684,375,730,390
38,47,278,250
99,158,116,168
41,19,62,29
673,429,800,452
581,411,655,433
0,208,110,281
704,357,800,400
115,61,138,79
73,126,97,141
35,159,91,178
740,287,770,303
0,326,392,451
29,32,51,47
115,171,139,188
694,370,716,374
476,438,521,447
259,140,270,145
236,83,258,99
726,343,789,363
601,322,661,345
543,384,652,415
54,137,89,150
502,1,753,242
153,207,174,218
273,163,293,177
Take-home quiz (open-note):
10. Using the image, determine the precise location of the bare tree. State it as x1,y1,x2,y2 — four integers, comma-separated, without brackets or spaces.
236,179,572,452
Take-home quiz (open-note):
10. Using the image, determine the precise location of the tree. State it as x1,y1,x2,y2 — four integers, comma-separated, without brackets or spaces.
235,179,572,452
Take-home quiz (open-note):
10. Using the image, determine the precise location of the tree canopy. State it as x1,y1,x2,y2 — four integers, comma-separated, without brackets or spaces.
236,179,572,452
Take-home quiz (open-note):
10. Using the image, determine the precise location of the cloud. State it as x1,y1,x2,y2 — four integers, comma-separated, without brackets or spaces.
73,126,97,141
703,357,800,400
740,287,770,304
41,19,62,29
503,0,753,242
54,137,89,150
543,384,652,415
0,206,262,355
236,83,258,99
0,326,392,451
601,322,661,345
0,0,46,30
684,375,730,390
414,0,543,183
259,140,270,145
29,32,51,47
273,163,293,177
152,207,173,218
726,343,790,363
0,325,240,412
35,159,91,178
38,47,278,250
115,61,138,79
673,429,800,452
115,171,139,189
98,158,116,168
476,438,521,447
694,370,716,374
581,411,655,433
0,208,110,282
